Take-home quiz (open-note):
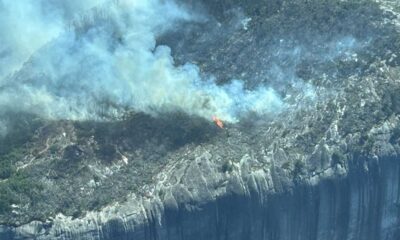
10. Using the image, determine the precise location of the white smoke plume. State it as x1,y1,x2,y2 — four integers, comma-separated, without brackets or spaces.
0,0,107,81
0,0,283,125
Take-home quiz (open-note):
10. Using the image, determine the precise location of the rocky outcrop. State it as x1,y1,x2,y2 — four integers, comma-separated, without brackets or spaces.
2,113,400,239
1,0,400,239
1,148,399,240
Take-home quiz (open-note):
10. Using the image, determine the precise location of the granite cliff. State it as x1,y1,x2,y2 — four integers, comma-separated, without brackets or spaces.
1,0,400,239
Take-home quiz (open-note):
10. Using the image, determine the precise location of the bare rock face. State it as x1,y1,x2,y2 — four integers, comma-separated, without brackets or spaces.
1,0,400,239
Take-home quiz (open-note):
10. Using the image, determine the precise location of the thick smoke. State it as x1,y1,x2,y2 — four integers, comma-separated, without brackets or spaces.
0,0,107,81
0,0,282,126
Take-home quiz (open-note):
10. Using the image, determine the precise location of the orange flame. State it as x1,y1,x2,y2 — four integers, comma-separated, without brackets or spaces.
212,116,224,129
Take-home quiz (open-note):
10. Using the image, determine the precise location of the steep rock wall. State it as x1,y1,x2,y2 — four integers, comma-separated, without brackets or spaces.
1,156,399,240
155,157,400,240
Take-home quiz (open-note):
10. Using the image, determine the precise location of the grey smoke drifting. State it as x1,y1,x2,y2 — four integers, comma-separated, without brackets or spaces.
0,0,107,81
0,0,282,124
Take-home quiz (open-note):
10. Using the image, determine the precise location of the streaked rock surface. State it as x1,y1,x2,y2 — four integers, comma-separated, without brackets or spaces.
1,0,400,239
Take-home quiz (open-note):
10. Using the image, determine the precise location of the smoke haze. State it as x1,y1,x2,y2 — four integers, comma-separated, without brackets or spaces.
0,0,283,127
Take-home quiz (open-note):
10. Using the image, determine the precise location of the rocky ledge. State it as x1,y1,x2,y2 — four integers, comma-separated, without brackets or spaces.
1,0,400,239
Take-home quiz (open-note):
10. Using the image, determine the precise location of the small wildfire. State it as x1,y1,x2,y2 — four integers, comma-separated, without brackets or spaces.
212,116,224,129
